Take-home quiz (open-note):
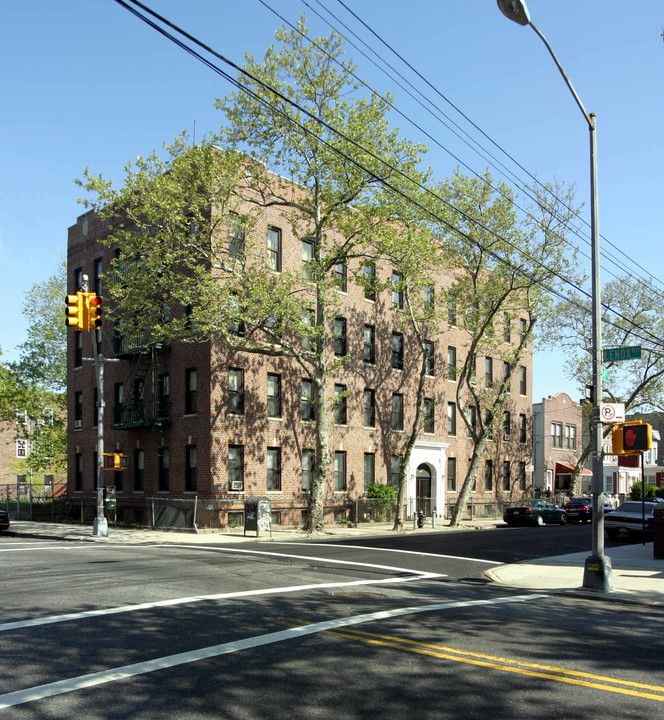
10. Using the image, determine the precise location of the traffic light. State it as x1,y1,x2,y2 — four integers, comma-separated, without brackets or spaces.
86,293,103,330
611,421,652,455
65,292,85,331
103,453,127,470
623,423,652,453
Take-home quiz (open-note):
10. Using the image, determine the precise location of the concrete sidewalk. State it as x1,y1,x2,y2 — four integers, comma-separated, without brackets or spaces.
6,519,664,607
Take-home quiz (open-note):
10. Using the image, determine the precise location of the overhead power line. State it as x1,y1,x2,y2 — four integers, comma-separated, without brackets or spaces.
111,0,664,355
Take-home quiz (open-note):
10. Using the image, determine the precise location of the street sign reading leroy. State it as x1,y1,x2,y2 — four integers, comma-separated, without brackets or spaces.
600,403,625,423
603,345,641,363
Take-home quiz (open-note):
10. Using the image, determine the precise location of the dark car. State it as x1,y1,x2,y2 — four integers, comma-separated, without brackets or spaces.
0,510,10,533
503,499,568,527
561,497,614,523
604,501,656,540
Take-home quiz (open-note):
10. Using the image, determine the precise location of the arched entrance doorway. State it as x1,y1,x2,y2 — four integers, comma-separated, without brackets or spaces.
416,464,432,516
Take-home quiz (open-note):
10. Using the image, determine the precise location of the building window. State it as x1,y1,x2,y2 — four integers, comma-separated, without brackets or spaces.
503,361,511,380
424,285,434,315
301,239,314,280
334,384,347,425
75,453,83,491
363,388,375,428
447,402,456,436
268,226,282,271
74,391,83,427
470,405,477,435
74,331,83,368
447,457,457,492
302,450,314,493
502,461,511,491
503,411,511,440
391,393,404,431
519,462,526,492
267,447,281,491
301,309,314,352
185,368,197,415
228,445,244,491
448,295,457,326
185,445,197,492
267,373,281,418
229,214,245,258
158,448,170,492
335,260,347,292
228,368,244,415
92,388,98,428
519,414,527,444
503,312,511,343
485,460,493,492
92,452,97,488
392,271,404,309
301,379,315,421
447,346,456,381
334,451,347,491
565,424,577,450
390,456,401,489
363,325,375,364
334,317,347,357
134,449,144,492
423,398,435,434
157,374,170,419
485,357,493,387
364,453,375,490
363,263,376,301
551,422,563,448
391,332,404,370
424,341,435,376
519,366,527,395
520,318,528,343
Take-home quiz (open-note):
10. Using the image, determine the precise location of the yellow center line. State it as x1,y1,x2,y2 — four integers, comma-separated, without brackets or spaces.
278,619,663,702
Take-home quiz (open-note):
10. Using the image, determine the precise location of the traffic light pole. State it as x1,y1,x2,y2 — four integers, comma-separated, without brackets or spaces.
91,332,107,537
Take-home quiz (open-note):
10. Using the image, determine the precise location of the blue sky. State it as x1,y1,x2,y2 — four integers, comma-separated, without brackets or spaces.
1,0,662,404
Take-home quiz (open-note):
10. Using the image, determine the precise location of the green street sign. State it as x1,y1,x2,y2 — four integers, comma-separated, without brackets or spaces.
602,367,609,381
603,345,641,363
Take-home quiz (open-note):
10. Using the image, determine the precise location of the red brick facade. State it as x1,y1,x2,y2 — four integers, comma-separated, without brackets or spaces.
67,197,533,528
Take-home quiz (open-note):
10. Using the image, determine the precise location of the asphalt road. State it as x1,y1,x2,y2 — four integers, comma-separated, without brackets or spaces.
1,532,662,719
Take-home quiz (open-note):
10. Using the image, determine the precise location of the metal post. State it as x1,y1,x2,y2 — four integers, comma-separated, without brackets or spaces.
497,0,612,592
582,115,612,591
92,331,108,538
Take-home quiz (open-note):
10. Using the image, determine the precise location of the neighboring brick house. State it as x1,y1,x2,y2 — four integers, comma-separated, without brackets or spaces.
66,188,533,528
532,392,590,499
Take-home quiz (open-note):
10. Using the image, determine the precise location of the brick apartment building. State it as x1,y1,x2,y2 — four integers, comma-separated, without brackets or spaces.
532,392,590,499
66,188,534,529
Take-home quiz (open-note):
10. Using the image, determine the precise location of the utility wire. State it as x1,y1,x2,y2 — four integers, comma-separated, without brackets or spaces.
329,0,664,299
112,0,664,355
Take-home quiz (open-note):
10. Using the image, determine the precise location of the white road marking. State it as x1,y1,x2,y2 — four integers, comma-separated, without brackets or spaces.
0,594,546,710
0,543,444,632
289,542,503,565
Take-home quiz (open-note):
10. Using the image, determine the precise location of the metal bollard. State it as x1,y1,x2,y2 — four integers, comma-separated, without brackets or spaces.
417,511,425,528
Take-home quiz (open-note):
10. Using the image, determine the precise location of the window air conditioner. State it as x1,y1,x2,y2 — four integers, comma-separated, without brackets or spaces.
230,481,243,491
74,420,83,429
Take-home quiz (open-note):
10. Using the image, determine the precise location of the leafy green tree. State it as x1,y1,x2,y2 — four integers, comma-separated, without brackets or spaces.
78,19,427,533
430,171,582,526
0,262,67,480
540,274,664,495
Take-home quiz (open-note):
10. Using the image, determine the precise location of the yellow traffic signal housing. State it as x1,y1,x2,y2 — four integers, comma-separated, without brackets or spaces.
86,293,103,330
611,421,652,455
65,293,86,331
103,453,127,471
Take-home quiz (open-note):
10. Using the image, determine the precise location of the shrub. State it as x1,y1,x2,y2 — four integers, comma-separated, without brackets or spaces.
366,482,396,499
629,481,657,500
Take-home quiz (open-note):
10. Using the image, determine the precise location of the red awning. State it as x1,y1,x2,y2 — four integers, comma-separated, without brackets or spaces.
555,461,592,476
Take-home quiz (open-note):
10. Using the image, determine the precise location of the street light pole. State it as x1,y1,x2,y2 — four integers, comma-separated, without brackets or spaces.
497,0,612,591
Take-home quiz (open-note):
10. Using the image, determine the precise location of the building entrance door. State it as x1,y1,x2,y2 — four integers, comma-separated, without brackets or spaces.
416,464,432,516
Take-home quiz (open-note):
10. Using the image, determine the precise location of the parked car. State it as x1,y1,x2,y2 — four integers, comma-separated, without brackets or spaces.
503,500,568,527
604,501,656,540
0,510,10,533
561,497,614,523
